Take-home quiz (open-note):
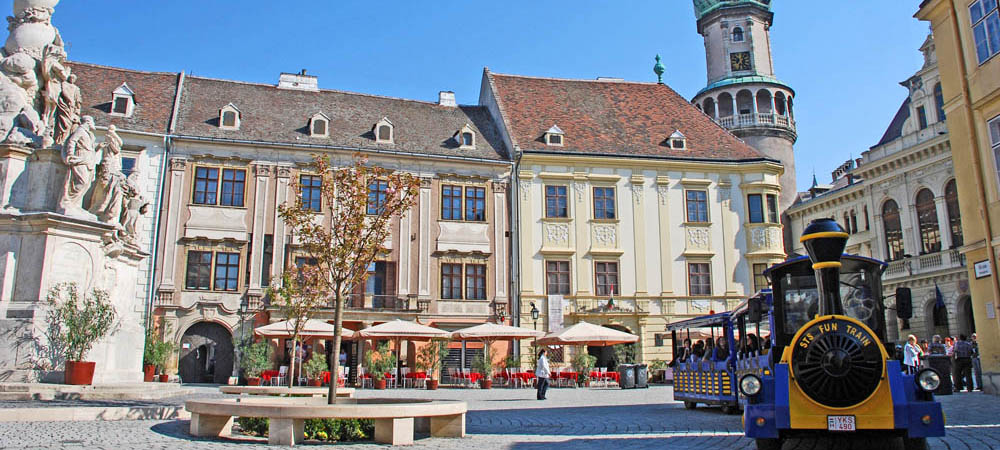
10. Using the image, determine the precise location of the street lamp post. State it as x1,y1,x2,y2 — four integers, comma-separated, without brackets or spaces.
233,298,249,381
530,302,540,362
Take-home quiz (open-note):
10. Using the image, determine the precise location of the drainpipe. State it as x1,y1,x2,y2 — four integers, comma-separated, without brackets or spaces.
143,133,170,329
511,147,522,359
944,1,1000,329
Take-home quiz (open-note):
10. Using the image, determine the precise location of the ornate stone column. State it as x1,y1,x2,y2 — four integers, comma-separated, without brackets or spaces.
247,163,273,293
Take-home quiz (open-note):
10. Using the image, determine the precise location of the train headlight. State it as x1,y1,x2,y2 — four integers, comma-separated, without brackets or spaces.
916,369,941,392
740,374,762,396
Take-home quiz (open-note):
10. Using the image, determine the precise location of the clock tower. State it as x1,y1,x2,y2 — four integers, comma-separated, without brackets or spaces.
691,0,797,213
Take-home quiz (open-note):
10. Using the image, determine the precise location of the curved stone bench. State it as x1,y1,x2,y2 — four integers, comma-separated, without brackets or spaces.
185,397,467,446
218,386,355,398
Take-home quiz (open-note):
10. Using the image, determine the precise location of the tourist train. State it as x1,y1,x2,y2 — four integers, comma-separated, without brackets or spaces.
667,218,945,450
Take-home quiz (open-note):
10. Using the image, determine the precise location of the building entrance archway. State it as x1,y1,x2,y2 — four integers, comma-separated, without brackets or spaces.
926,299,950,339
178,322,234,384
957,295,975,337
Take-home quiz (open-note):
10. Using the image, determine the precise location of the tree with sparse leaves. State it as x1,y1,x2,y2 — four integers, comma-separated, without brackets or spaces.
268,268,326,387
278,153,419,402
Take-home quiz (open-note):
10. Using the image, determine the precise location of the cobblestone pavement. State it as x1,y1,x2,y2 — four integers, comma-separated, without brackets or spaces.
0,385,997,449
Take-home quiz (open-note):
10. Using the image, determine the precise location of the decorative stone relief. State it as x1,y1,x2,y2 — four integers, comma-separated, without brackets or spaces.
519,180,531,200
630,183,643,204
254,164,272,177
656,185,669,206
276,166,293,178
545,223,569,243
687,227,710,250
593,224,617,246
573,181,586,202
170,157,188,171
492,181,508,193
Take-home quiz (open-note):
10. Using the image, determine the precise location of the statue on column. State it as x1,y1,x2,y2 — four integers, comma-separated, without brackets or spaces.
89,125,126,224
52,71,78,146
57,116,96,219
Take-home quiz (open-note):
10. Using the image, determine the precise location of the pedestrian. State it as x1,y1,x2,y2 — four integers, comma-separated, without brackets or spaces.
972,333,983,391
930,335,945,355
536,348,550,400
944,336,955,356
953,334,974,392
920,339,930,356
903,335,922,375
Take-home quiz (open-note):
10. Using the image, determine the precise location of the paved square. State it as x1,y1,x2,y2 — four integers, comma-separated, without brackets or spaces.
0,385,996,449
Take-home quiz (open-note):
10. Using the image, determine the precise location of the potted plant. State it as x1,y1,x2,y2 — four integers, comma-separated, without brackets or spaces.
241,340,273,386
142,326,157,382
472,352,494,389
304,352,327,387
45,283,117,385
417,339,448,390
364,342,396,390
151,338,176,382
572,351,597,387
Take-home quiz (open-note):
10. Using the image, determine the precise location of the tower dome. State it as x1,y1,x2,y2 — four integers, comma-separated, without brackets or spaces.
694,0,772,20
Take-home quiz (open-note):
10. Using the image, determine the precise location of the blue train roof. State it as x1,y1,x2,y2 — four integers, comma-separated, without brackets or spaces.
665,312,733,331
763,254,887,278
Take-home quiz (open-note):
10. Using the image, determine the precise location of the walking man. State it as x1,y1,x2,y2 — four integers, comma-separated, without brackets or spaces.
953,334,975,392
973,333,983,391
536,349,550,400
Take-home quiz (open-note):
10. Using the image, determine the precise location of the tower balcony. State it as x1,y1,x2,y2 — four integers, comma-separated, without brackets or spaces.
716,112,796,136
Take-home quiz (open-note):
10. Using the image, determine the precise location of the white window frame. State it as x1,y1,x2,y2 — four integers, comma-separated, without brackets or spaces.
970,0,1000,65
990,115,1000,187
545,124,565,147
219,103,241,130
110,83,135,118
669,130,686,149
309,112,330,137
374,117,393,144
456,124,475,149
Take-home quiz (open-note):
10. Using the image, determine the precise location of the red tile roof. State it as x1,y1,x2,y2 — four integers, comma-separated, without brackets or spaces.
485,70,766,162
67,62,181,135
173,76,508,161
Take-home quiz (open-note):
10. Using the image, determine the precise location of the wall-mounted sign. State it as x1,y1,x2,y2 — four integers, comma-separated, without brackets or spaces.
547,295,564,332
181,343,191,349
974,260,991,279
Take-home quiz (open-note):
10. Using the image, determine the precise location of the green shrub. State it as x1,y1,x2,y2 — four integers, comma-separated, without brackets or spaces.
237,417,374,441
303,352,327,380
241,341,273,378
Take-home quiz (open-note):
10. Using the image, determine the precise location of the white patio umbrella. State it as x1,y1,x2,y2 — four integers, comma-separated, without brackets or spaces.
450,322,545,382
536,321,638,347
254,319,354,388
357,320,450,384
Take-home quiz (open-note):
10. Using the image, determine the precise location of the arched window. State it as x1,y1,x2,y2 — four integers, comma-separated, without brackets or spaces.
732,27,744,42
756,89,772,114
718,92,734,117
736,90,754,115
934,83,946,122
916,188,941,254
945,180,963,247
883,200,904,261
703,98,716,118
774,92,787,116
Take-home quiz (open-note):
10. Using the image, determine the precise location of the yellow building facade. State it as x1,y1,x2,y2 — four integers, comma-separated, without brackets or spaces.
918,0,1000,393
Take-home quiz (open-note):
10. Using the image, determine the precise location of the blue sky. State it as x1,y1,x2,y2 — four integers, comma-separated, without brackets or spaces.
46,1,928,192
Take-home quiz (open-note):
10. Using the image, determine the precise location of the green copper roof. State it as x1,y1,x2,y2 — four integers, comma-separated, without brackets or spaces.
693,0,772,20
694,75,795,98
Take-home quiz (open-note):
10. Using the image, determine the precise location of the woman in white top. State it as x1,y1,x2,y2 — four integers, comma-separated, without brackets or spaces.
536,349,550,400
903,334,923,375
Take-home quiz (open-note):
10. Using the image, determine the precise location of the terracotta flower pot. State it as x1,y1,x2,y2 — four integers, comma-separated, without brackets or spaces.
143,364,156,382
157,374,169,383
64,361,96,385
427,379,439,390
308,378,322,387
374,379,387,390
480,379,492,389
247,377,261,386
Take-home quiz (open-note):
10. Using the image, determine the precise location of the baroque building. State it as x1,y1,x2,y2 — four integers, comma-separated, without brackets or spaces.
148,71,512,383
690,0,797,214
786,34,970,346
483,69,785,367
919,0,1000,394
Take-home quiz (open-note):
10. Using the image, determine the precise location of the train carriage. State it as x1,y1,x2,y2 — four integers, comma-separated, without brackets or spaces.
669,219,946,450
666,313,740,414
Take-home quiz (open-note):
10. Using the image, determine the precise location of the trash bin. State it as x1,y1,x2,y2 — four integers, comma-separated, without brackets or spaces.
635,364,648,388
617,364,636,389
926,355,953,395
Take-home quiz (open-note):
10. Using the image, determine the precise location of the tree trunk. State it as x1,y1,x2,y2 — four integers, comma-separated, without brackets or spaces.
328,283,345,403
289,339,297,388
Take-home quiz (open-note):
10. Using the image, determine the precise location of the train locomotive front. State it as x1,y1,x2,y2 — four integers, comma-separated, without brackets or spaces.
738,219,944,450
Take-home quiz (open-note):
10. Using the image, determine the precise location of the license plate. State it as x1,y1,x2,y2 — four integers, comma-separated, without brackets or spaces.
827,415,856,432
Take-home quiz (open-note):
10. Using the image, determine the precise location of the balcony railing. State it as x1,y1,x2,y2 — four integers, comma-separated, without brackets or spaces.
884,248,967,280
716,113,796,134
345,294,426,313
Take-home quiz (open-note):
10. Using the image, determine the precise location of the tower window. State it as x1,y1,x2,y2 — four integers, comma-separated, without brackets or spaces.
917,106,928,130
732,27,744,42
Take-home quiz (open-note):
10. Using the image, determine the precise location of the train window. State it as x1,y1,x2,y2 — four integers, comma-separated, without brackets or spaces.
782,275,819,332
840,268,880,333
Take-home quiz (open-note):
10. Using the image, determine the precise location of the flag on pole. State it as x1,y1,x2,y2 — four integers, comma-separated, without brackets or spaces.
934,283,945,309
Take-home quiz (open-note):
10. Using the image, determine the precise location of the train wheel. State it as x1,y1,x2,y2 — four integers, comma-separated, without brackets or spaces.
755,438,782,450
683,401,697,409
902,437,927,450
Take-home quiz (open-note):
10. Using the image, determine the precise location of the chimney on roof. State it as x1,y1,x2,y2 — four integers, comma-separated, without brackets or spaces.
438,91,456,107
278,71,319,91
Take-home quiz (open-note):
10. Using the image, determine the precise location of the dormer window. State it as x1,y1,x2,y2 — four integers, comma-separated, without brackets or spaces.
732,26,744,42
455,124,475,149
544,124,565,146
219,103,241,130
374,117,393,144
310,112,329,137
669,130,686,149
111,83,135,117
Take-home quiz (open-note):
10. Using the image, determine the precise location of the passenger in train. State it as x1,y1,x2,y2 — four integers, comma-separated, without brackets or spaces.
692,340,705,361
715,336,729,361
703,338,715,362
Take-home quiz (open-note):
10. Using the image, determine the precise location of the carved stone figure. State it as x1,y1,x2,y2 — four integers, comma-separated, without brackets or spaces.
89,125,126,224
0,73,41,146
52,71,78,145
57,116,96,219
38,42,66,146
121,170,149,245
